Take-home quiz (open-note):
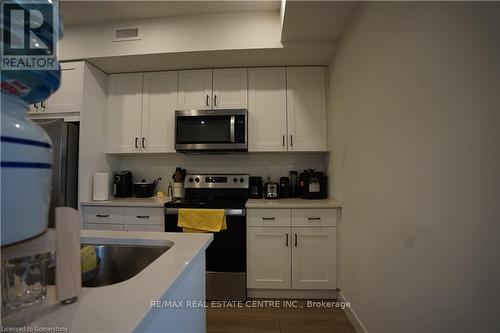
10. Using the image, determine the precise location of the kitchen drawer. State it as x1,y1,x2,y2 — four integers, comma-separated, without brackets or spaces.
124,224,165,232
84,223,124,231
248,209,291,227
291,209,337,227
84,206,123,224
123,207,164,225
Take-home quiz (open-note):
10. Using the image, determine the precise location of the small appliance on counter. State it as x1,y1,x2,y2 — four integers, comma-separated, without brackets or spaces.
264,178,279,199
249,176,263,199
301,170,328,199
133,178,161,198
113,171,133,197
279,177,290,198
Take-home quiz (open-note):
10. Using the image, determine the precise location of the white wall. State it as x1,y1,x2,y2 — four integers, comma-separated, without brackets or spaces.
60,12,282,61
327,2,500,332
119,153,327,193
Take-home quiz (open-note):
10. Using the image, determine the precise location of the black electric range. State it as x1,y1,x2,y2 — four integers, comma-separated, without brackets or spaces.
164,174,249,301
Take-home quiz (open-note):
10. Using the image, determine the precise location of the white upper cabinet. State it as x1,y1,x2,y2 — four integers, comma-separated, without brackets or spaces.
291,227,337,289
247,226,291,289
212,68,248,109
248,68,287,152
286,67,327,151
178,69,213,110
142,72,178,153
28,61,84,116
107,71,178,153
106,73,144,153
44,62,84,114
105,66,328,154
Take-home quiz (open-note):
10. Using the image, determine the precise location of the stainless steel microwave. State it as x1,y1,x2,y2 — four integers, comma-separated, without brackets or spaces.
175,109,248,153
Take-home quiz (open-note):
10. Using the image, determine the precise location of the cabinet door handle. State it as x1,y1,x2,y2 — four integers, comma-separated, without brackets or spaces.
206,95,210,107
294,233,298,247
282,135,285,147
290,135,293,147
40,101,45,108
142,137,146,148
136,215,150,219
285,233,289,247
96,214,109,218
214,95,218,107
33,103,39,110
307,217,321,220
262,217,275,221
135,137,139,148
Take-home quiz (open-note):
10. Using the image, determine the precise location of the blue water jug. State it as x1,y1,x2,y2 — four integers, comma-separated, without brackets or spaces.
1,0,63,245
1,0,63,104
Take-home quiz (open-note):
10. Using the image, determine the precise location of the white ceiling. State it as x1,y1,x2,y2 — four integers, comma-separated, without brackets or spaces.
281,1,358,41
61,1,281,26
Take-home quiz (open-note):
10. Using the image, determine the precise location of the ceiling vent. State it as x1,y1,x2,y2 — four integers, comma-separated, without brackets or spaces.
112,26,141,42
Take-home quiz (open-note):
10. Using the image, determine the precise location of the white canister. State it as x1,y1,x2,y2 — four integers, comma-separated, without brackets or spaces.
92,172,109,201
1,93,52,246
173,182,184,198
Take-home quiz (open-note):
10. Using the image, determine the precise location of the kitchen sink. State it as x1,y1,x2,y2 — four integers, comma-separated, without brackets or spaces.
49,244,170,287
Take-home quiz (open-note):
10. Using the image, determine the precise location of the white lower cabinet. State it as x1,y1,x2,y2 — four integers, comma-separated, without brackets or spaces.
247,208,338,291
247,226,291,289
82,205,164,232
291,227,337,289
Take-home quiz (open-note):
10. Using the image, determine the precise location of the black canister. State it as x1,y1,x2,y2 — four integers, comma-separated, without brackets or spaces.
289,171,298,197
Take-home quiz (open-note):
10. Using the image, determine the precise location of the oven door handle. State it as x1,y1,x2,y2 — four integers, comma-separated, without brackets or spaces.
165,208,246,216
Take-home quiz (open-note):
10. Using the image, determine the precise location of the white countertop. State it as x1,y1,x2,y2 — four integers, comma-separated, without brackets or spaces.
4,230,212,332
246,198,342,208
80,197,173,207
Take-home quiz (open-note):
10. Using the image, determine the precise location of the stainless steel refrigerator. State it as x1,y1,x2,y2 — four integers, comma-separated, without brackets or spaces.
33,118,79,228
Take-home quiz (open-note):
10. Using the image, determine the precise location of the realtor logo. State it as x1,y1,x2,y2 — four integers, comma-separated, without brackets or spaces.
1,0,59,70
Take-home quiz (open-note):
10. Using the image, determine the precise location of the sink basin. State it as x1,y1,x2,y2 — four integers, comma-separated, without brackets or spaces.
49,244,170,287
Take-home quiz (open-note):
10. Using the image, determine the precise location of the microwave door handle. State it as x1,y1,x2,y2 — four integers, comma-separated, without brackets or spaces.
230,115,235,143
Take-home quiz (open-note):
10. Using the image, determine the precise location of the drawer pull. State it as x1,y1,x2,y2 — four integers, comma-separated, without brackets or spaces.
262,217,275,221
307,217,321,220
96,214,109,218
137,215,150,219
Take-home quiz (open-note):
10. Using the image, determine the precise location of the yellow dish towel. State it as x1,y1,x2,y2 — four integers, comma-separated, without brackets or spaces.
178,208,227,233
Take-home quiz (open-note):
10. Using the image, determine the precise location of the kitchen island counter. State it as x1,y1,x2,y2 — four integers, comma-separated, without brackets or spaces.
5,230,212,333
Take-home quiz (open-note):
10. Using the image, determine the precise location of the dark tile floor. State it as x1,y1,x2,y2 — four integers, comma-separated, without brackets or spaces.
206,299,356,333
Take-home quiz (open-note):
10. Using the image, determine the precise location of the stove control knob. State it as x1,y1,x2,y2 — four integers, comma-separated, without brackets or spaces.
195,177,200,183
239,178,245,183
188,178,194,183
233,177,238,183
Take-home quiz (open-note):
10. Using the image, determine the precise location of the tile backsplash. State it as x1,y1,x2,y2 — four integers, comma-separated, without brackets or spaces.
119,152,328,192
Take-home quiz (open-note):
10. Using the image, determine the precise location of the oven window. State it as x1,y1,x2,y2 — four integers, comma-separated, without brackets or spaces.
177,116,230,143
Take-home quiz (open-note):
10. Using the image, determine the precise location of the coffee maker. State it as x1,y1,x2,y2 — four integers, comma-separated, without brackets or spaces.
249,176,263,199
